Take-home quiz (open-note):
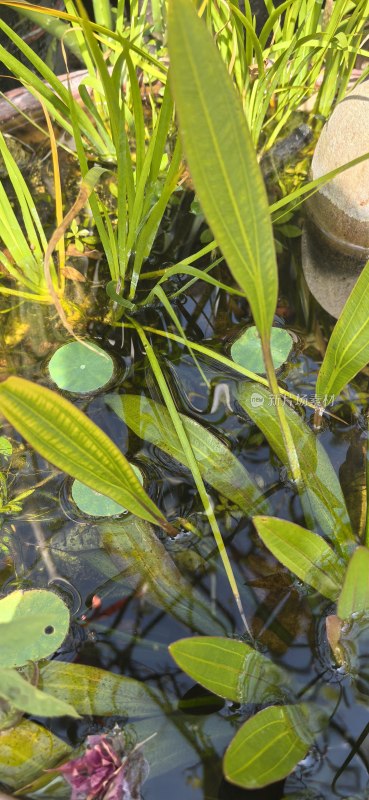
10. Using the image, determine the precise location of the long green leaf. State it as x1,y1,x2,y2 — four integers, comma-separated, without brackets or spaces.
101,518,228,635
106,394,269,516
237,384,354,557
254,516,345,601
316,258,369,404
169,636,292,705
337,546,369,620
0,376,165,526
39,661,162,718
167,0,277,336
0,669,79,719
223,703,321,789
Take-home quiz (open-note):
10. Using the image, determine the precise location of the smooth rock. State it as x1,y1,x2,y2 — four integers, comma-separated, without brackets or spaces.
302,80,369,317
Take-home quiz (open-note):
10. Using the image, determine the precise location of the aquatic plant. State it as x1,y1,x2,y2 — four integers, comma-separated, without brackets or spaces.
1,1,369,796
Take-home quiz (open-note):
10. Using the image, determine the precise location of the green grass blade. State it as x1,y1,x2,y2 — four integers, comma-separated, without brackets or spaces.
131,321,250,632
168,0,277,337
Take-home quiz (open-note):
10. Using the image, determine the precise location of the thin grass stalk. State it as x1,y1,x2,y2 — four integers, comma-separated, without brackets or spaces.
261,336,301,485
38,97,65,293
132,321,251,635
129,138,182,299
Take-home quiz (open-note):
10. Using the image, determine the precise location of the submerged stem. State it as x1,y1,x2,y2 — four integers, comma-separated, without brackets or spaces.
132,320,251,636
261,336,302,486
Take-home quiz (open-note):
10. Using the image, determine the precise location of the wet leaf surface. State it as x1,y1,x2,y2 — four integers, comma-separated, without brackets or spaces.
106,394,269,517
169,636,293,704
0,589,69,667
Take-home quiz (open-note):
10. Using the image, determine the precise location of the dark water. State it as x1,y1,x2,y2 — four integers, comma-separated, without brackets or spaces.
0,185,369,800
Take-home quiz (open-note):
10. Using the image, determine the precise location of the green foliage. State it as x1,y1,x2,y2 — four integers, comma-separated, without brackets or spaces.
253,516,345,601
0,720,72,790
0,669,79,720
316,258,369,406
101,518,228,634
169,637,291,704
0,132,51,301
230,326,293,374
170,636,328,789
223,703,321,790
237,384,354,556
48,341,114,394
0,589,79,721
210,0,369,150
0,589,70,667
0,376,166,527
106,393,269,517
168,0,277,338
71,465,143,516
38,661,164,719
337,547,369,620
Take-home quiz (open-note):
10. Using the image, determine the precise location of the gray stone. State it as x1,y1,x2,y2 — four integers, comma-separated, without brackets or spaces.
302,80,369,317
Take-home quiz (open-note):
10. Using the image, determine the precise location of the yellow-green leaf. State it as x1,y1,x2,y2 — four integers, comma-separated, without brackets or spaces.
316,259,369,404
167,0,277,337
0,720,71,790
106,394,269,516
0,376,164,526
0,589,69,667
39,661,162,718
237,383,354,557
0,668,80,719
169,636,291,704
254,516,345,601
337,546,369,620
224,703,320,789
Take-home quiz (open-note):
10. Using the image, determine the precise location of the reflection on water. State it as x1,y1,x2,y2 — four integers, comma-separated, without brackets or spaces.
1,202,369,799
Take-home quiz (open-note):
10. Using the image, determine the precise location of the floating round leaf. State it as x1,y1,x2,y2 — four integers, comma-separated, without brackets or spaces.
48,341,114,393
230,326,293,374
0,589,70,668
71,464,144,517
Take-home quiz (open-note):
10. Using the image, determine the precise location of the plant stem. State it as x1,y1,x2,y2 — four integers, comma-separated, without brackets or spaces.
261,336,302,486
133,320,251,636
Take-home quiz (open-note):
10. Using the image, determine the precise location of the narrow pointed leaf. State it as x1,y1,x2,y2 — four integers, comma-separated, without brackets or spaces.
254,516,345,600
101,519,228,635
106,394,269,516
337,547,369,620
316,259,369,404
237,384,354,556
0,376,165,525
224,703,321,789
168,0,277,336
0,669,80,718
169,636,292,704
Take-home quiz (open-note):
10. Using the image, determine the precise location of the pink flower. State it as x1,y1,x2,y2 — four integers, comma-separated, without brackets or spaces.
54,731,149,800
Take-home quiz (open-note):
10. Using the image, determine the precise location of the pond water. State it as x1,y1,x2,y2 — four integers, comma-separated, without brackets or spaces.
1,133,369,800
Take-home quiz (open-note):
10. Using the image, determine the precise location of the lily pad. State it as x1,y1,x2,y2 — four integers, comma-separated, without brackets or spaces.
71,464,144,516
0,589,70,667
230,326,293,374
48,341,114,393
